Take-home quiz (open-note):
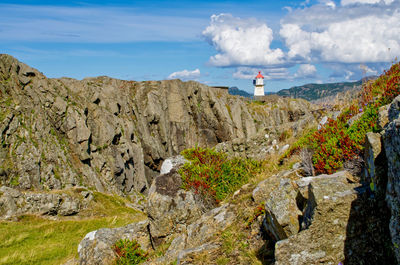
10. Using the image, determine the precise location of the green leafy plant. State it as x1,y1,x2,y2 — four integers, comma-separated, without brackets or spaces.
283,61,400,175
179,146,261,203
112,239,148,265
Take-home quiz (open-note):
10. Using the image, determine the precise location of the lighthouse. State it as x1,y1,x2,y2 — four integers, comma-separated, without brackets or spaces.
253,71,264,97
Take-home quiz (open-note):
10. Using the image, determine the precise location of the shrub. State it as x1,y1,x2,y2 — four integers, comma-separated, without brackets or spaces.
284,61,400,175
112,239,148,265
179,146,261,203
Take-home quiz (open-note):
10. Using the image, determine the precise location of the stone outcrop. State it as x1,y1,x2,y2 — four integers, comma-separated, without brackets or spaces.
363,132,387,198
0,54,317,197
383,95,400,263
266,169,396,265
78,197,235,265
78,220,150,265
159,155,187,175
0,186,90,219
148,203,235,265
274,172,360,264
146,169,206,241
252,169,301,204
263,178,302,241
251,170,304,242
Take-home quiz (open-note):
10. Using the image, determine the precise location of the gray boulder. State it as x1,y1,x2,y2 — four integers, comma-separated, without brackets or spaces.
78,220,150,265
0,186,85,219
252,169,301,204
146,169,206,242
275,171,361,265
150,204,235,265
263,178,302,241
160,155,187,175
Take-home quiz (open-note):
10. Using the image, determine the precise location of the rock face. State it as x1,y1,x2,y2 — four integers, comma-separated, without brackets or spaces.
363,132,387,198
146,169,206,241
149,203,236,265
0,186,88,219
253,170,396,265
263,178,302,241
78,220,150,265
0,54,317,196
274,172,360,265
159,155,187,175
383,95,400,263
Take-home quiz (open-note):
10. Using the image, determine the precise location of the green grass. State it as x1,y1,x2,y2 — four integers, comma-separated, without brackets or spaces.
0,192,146,265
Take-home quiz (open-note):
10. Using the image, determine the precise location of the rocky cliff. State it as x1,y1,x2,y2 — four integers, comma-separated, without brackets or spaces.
2,54,399,265
0,54,316,199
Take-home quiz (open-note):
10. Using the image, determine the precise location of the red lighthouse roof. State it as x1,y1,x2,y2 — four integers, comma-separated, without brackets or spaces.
255,71,264,79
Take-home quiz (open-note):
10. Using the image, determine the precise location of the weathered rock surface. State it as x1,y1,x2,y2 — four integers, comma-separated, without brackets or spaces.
252,169,301,204
363,132,387,198
0,186,87,219
251,170,305,241
273,170,396,265
383,95,400,263
274,171,361,265
78,220,150,265
150,203,235,265
263,178,302,241
146,169,206,241
159,155,187,175
0,54,317,197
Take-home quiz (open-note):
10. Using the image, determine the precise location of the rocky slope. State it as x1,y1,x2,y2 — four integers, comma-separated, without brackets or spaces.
77,96,400,265
1,54,399,265
0,54,317,214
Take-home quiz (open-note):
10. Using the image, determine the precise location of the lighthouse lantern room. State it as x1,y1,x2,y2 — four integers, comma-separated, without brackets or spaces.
253,71,264,97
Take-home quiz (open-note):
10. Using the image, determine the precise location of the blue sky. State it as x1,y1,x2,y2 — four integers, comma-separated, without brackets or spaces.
1,0,399,93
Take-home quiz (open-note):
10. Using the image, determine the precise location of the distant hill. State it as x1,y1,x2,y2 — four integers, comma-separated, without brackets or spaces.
230,78,377,102
276,80,369,102
228,87,252,98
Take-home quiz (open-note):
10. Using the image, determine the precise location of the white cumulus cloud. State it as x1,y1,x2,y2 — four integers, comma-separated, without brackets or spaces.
294,64,317,78
202,14,285,67
168,69,201,80
359,64,378,75
233,67,290,80
341,0,394,5
280,1,400,64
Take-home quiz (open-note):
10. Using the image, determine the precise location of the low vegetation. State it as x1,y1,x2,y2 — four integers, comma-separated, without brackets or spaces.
0,192,146,265
283,61,400,174
112,239,148,265
179,146,262,203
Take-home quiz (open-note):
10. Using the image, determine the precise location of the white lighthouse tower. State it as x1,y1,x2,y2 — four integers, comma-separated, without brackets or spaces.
253,71,264,98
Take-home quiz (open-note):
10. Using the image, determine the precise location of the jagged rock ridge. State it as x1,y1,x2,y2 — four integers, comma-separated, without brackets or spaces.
0,54,317,197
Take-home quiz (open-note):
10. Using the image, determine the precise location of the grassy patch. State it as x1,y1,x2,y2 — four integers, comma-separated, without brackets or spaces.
0,192,146,265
